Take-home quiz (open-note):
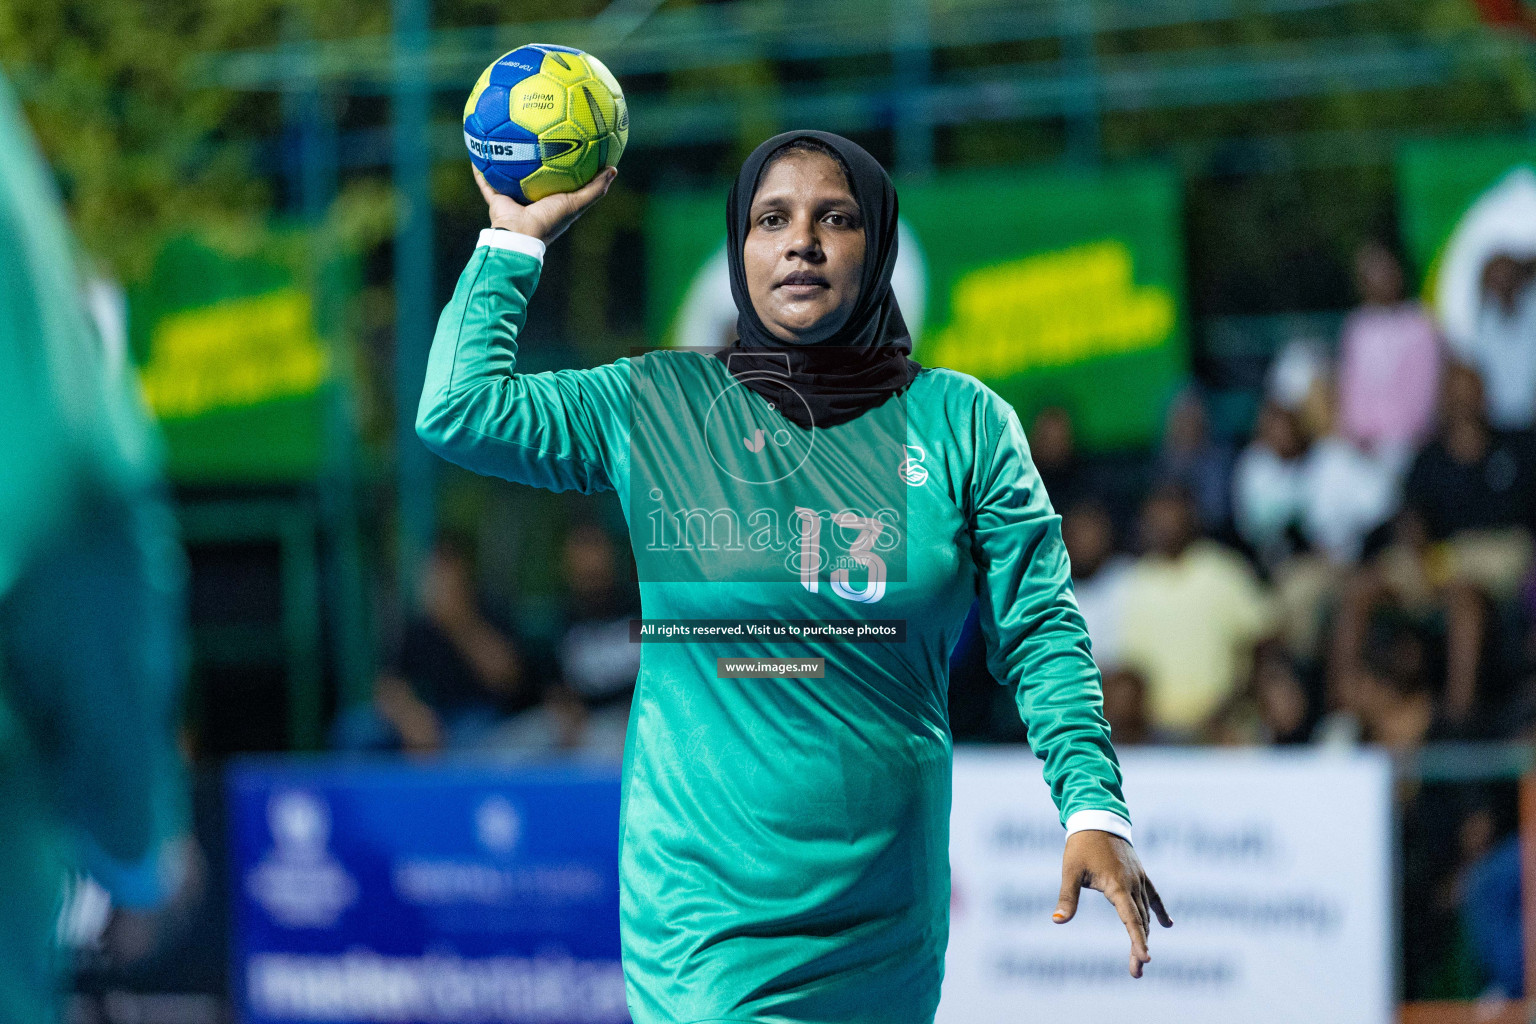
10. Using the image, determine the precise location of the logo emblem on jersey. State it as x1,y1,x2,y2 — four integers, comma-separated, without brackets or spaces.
899,444,928,486
743,428,766,452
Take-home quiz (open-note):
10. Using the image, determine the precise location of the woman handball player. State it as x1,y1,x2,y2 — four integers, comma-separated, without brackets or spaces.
417,129,1171,1024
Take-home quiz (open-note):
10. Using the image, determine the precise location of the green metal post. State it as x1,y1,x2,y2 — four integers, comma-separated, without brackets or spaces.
1061,0,1103,165
300,87,376,715
393,0,435,612
893,0,934,177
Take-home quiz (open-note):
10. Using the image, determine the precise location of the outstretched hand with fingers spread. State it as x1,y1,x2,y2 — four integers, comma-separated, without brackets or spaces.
1053,829,1173,978
474,164,617,245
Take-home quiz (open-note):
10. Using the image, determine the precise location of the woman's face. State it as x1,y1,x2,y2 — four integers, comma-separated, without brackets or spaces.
743,149,866,344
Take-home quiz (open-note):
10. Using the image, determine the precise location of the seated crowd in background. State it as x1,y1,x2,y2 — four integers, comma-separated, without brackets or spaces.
330,522,641,762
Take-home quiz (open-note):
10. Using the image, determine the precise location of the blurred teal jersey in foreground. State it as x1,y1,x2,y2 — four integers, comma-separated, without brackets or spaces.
418,236,1130,1024
0,72,186,1022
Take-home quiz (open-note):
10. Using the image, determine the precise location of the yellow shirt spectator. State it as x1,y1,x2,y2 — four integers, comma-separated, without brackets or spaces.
1118,538,1275,736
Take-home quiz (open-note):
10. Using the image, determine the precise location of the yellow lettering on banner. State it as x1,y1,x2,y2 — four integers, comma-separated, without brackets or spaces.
926,239,1175,379
137,289,331,420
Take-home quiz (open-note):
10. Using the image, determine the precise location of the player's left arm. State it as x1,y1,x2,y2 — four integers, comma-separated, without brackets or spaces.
968,402,1171,977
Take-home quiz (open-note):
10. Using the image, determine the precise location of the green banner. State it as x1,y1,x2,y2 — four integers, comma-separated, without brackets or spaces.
647,164,1187,450
128,232,351,483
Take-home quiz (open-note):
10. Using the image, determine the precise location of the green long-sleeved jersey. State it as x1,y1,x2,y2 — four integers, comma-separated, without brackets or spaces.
417,229,1132,1024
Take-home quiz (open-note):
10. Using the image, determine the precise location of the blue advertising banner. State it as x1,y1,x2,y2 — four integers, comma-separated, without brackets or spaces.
228,758,627,1024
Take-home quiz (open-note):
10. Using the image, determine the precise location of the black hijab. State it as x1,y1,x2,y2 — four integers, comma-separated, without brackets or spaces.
714,130,922,430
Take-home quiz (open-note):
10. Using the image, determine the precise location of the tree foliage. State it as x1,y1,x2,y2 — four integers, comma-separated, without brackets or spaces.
0,0,591,280
2,0,1531,310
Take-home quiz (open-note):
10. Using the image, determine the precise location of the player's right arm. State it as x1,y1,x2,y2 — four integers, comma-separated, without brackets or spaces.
416,167,629,493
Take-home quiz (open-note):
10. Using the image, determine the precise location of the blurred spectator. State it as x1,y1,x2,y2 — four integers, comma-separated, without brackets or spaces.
1401,363,1536,574
1238,329,1415,666
0,70,187,1023
1348,622,1446,750
1099,667,1156,746
1232,400,1309,566
1252,251,1420,570
1062,499,1131,668
486,521,641,761
1340,623,1484,997
1118,483,1277,740
333,532,531,753
1336,240,1443,457
1448,800,1521,1002
550,522,642,758
1234,642,1319,744
1156,386,1233,534
1297,432,1400,565
1462,832,1522,1000
1105,666,1185,746
1334,362,1536,728
1449,253,1536,430
1207,640,1319,746
1030,406,1087,513
1266,336,1333,440
1235,399,1398,570
1252,645,1315,743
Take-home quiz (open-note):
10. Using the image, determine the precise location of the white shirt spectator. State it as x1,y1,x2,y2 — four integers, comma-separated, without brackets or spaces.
1235,435,1403,565
1452,282,1536,430
1233,442,1306,560
1301,435,1401,563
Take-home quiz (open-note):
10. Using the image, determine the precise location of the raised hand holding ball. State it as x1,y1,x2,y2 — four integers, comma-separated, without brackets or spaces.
474,164,615,244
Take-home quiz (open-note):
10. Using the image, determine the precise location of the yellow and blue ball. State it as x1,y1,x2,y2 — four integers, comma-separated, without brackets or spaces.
463,43,629,204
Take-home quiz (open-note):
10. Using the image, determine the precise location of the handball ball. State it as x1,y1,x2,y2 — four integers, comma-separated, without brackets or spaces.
463,43,628,204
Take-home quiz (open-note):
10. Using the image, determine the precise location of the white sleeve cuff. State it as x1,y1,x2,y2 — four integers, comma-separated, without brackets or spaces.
477,228,546,265
1064,809,1134,846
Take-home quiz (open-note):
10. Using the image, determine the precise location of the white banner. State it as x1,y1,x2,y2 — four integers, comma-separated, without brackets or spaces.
940,748,1394,1024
